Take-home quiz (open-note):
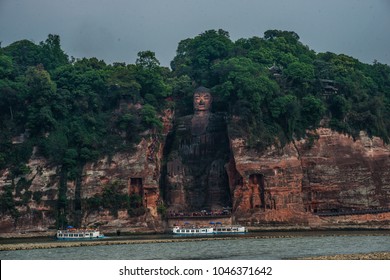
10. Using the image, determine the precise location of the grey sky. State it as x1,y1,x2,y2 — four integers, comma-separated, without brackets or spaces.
0,0,389,67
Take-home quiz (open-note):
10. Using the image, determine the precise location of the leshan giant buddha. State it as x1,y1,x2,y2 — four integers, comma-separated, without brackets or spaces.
164,87,231,212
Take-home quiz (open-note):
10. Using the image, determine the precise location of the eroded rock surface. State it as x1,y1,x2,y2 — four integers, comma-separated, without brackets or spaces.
1,118,390,236
228,128,390,228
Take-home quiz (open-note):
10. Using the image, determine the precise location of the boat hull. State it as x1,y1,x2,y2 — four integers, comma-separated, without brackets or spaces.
213,226,247,234
56,230,104,240
172,227,214,235
172,226,247,235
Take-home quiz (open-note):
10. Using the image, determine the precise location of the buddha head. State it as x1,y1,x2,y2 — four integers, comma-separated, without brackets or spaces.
193,86,212,112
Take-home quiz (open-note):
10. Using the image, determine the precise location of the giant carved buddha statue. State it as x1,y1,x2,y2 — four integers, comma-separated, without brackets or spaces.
164,87,231,211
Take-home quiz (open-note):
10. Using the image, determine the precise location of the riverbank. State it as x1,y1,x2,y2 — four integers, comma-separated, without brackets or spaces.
303,252,390,260
0,236,243,251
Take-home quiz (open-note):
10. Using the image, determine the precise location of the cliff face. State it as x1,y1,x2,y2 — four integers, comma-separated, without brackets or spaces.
0,153,59,235
0,135,164,236
0,109,174,237
1,121,390,236
228,128,390,228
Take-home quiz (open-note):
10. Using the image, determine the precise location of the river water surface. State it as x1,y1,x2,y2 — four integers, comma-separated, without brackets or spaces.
1,231,389,260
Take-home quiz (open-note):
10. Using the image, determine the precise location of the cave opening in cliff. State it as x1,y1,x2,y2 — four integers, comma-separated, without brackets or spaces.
129,178,143,196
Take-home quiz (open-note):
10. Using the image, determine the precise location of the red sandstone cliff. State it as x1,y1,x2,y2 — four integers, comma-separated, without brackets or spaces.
0,109,174,237
0,136,164,236
228,128,390,229
1,122,390,237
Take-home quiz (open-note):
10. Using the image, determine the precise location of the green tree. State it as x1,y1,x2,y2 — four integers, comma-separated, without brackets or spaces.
39,34,69,72
141,104,163,131
136,51,171,108
284,61,315,84
25,65,58,135
2,40,42,74
106,63,141,107
171,29,234,86
301,95,326,128
270,94,300,138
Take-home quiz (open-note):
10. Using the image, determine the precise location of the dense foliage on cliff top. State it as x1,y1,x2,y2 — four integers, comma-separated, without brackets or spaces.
171,29,390,149
1,30,390,220
1,29,390,175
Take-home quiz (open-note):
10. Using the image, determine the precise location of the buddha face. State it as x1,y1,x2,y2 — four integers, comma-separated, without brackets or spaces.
193,91,212,112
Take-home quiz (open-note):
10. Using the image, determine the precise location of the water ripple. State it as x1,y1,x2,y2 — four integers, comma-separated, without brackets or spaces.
1,234,389,260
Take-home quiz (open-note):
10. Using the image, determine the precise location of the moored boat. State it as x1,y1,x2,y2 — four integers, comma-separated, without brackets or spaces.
213,225,247,234
56,226,104,239
172,226,214,235
172,224,247,235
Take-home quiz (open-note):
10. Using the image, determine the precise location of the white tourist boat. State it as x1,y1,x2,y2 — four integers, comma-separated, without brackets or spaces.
172,224,247,235
213,225,247,234
172,226,215,235
56,227,104,239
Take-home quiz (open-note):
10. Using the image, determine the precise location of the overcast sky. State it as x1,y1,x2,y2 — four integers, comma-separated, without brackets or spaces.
1,0,389,67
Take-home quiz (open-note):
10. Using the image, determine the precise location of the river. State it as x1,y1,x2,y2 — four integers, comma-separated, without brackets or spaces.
1,231,389,260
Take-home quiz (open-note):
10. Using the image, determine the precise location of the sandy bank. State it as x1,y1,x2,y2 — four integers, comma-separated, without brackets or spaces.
302,252,390,260
0,236,242,251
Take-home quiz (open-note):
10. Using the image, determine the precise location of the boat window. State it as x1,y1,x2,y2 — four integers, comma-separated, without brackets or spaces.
191,230,194,233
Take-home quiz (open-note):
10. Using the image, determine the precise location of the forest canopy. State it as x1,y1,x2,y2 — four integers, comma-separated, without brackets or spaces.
1,29,390,174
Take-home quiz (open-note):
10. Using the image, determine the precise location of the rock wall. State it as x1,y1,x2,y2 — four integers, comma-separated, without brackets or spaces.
2,119,390,237
0,153,59,235
298,129,390,213
0,137,164,236
0,109,174,237
228,128,390,229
